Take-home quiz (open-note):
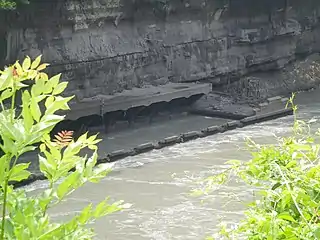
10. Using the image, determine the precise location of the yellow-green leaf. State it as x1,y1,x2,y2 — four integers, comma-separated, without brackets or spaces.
56,172,80,200
9,163,31,182
31,55,42,70
52,82,68,95
15,61,23,76
277,212,296,222
39,72,48,81
37,63,49,71
49,74,61,89
45,96,54,109
0,88,13,101
22,56,31,71
45,96,73,115
79,204,93,224
30,98,41,122
28,70,38,79
0,70,13,91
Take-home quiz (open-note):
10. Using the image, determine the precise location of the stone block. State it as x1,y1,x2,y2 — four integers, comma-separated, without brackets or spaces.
107,149,134,162
202,126,219,136
134,142,155,153
158,136,181,146
226,120,242,129
240,116,259,126
181,131,201,141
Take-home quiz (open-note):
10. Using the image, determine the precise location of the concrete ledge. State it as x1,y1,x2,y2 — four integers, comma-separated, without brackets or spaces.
15,107,294,188
202,126,220,136
241,108,293,126
65,83,211,120
181,131,201,141
158,136,182,147
134,142,155,154
240,115,259,125
219,124,228,133
226,120,243,130
107,149,135,162
189,108,248,120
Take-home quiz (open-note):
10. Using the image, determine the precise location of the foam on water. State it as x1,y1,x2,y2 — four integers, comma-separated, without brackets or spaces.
25,93,320,239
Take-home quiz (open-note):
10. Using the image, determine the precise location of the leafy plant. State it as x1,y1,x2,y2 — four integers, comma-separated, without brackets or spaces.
195,94,320,239
0,0,28,9
0,56,129,239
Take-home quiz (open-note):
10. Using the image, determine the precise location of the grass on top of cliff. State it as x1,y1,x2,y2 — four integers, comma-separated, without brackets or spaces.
194,94,320,240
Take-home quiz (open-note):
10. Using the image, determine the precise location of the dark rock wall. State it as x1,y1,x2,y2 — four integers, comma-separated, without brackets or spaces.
1,0,320,100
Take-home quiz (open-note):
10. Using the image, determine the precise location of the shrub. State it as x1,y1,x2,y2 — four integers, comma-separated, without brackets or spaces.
0,56,129,239
195,95,320,239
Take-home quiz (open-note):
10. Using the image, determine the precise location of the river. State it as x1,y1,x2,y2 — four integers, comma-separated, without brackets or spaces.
24,90,320,240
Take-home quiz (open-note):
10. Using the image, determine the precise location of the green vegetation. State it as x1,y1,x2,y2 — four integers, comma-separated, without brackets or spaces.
195,95,320,239
0,0,26,9
0,56,129,239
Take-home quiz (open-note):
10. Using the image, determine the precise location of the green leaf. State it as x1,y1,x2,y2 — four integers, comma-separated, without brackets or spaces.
15,81,29,89
9,163,31,182
22,90,33,131
0,88,13,101
45,96,54,109
45,96,73,115
271,182,281,190
27,70,38,80
285,160,297,168
78,204,93,224
38,155,55,180
41,114,64,125
18,146,36,156
225,160,242,166
314,228,320,238
52,82,68,95
31,79,44,97
0,70,13,91
31,55,42,70
0,111,17,140
15,61,23,76
0,155,8,186
30,98,41,122
49,74,61,89
56,172,81,200
32,115,64,136
22,56,31,71
277,212,296,222
93,198,122,218
63,141,83,159
36,63,49,71
90,162,113,183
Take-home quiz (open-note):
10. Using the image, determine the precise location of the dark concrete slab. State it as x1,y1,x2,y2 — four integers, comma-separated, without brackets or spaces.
189,93,256,120
63,83,211,120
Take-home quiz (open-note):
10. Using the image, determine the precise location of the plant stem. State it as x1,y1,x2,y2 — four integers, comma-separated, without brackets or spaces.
275,164,316,238
0,177,8,240
10,85,16,123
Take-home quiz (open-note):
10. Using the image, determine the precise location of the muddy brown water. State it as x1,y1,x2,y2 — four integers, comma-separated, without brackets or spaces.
24,90,320,240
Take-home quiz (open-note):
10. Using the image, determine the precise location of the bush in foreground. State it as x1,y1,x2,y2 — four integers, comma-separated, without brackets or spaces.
0,56,129,239
195,95,320,239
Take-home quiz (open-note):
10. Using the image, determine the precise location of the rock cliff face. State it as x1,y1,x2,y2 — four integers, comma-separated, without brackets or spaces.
1,0,320,101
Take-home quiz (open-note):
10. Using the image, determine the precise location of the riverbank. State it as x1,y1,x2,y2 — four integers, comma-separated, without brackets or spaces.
15,95,293,187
